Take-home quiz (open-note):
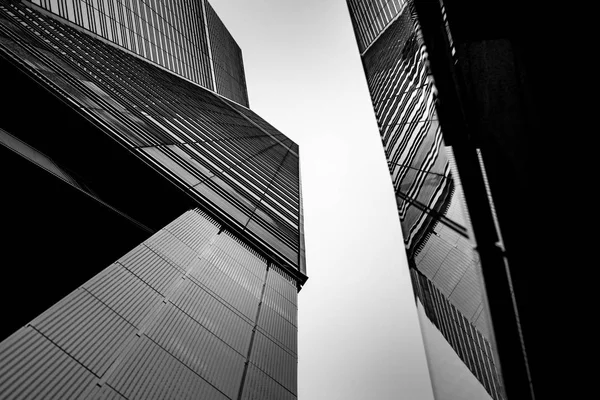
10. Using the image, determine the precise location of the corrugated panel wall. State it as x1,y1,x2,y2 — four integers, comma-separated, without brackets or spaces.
266,264,298,304
106,335,229,400
0,208,302,399
241,364,297,400
0,327,96,399
144,303,245,398
249,331,297,394
188,258,260,321
170,279,253,355
31,288,135,377
262,286,298,327
257,302,298,354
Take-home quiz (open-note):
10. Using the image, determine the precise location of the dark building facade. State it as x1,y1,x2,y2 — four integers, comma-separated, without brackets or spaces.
347,1,506,399
0,1,303,399
346,0,567,398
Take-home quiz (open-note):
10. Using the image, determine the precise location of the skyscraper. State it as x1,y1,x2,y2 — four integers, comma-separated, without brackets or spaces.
0,1,304,399
346,1,511,399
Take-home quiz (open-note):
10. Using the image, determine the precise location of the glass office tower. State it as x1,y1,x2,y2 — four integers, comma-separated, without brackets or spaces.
23,0,248,106
0,1,304,399
346,1,506,399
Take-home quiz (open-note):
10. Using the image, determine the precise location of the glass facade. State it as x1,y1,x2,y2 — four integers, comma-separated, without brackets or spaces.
0,1,303,399
346,1,504,399
23,0,249,106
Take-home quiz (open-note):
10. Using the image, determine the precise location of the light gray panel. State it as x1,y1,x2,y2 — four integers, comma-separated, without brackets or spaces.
250,332,297,394
241,364,297,400
31,288,136,377
0,327,96,399
257,302,297,355
83,263,163,327
107,336,229,400
170,279,253,354
145,303,245,398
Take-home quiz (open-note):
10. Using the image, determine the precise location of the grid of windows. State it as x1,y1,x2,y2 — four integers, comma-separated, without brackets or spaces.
25,0,249,106
347,1,504,399
0,2,301,273
0,209,299,400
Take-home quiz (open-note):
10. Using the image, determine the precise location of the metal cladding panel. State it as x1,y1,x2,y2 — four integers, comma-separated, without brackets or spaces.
31,289,135,377
203,247,264,298
266,265,298,304
161,209,220,254
106,335,229,400
215,232,269,278
257,302,298,355
0,327,96,399
144,230,200,273
188,258,260,321
249,332,297,394
117,245,183,295
85,385,127,400
241,364,297,400
145,303,245,398
262,286,297,327
83,263,163,328
170,279,253,354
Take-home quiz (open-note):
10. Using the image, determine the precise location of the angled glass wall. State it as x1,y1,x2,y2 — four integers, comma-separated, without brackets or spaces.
23,0,249,106
346,1,504,399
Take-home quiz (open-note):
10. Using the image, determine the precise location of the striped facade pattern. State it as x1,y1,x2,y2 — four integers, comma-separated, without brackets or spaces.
205,1,248,106
24,0,249,106
347,2,503,399
0,209,298,400
347,0,405,52
411,269,503,400
0,2,301,273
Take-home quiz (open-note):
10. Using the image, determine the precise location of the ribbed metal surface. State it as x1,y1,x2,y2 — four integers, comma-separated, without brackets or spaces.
203,247,264,298
188,258,259,321
266,265,298,304
145,303,245,398
0,327,96,399
241,364,297,400
83,263,163,328
249,332,297,394
262,286,297,327
144,230,199,273
170,279,253,354
31,288,135,377
106,335,229,400
216,232,268,278
85,385,127,400
162,209,220,254
257,302,297,355
118,245,183,295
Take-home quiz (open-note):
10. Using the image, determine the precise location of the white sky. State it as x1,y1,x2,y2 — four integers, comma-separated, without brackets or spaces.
210,1,435,399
